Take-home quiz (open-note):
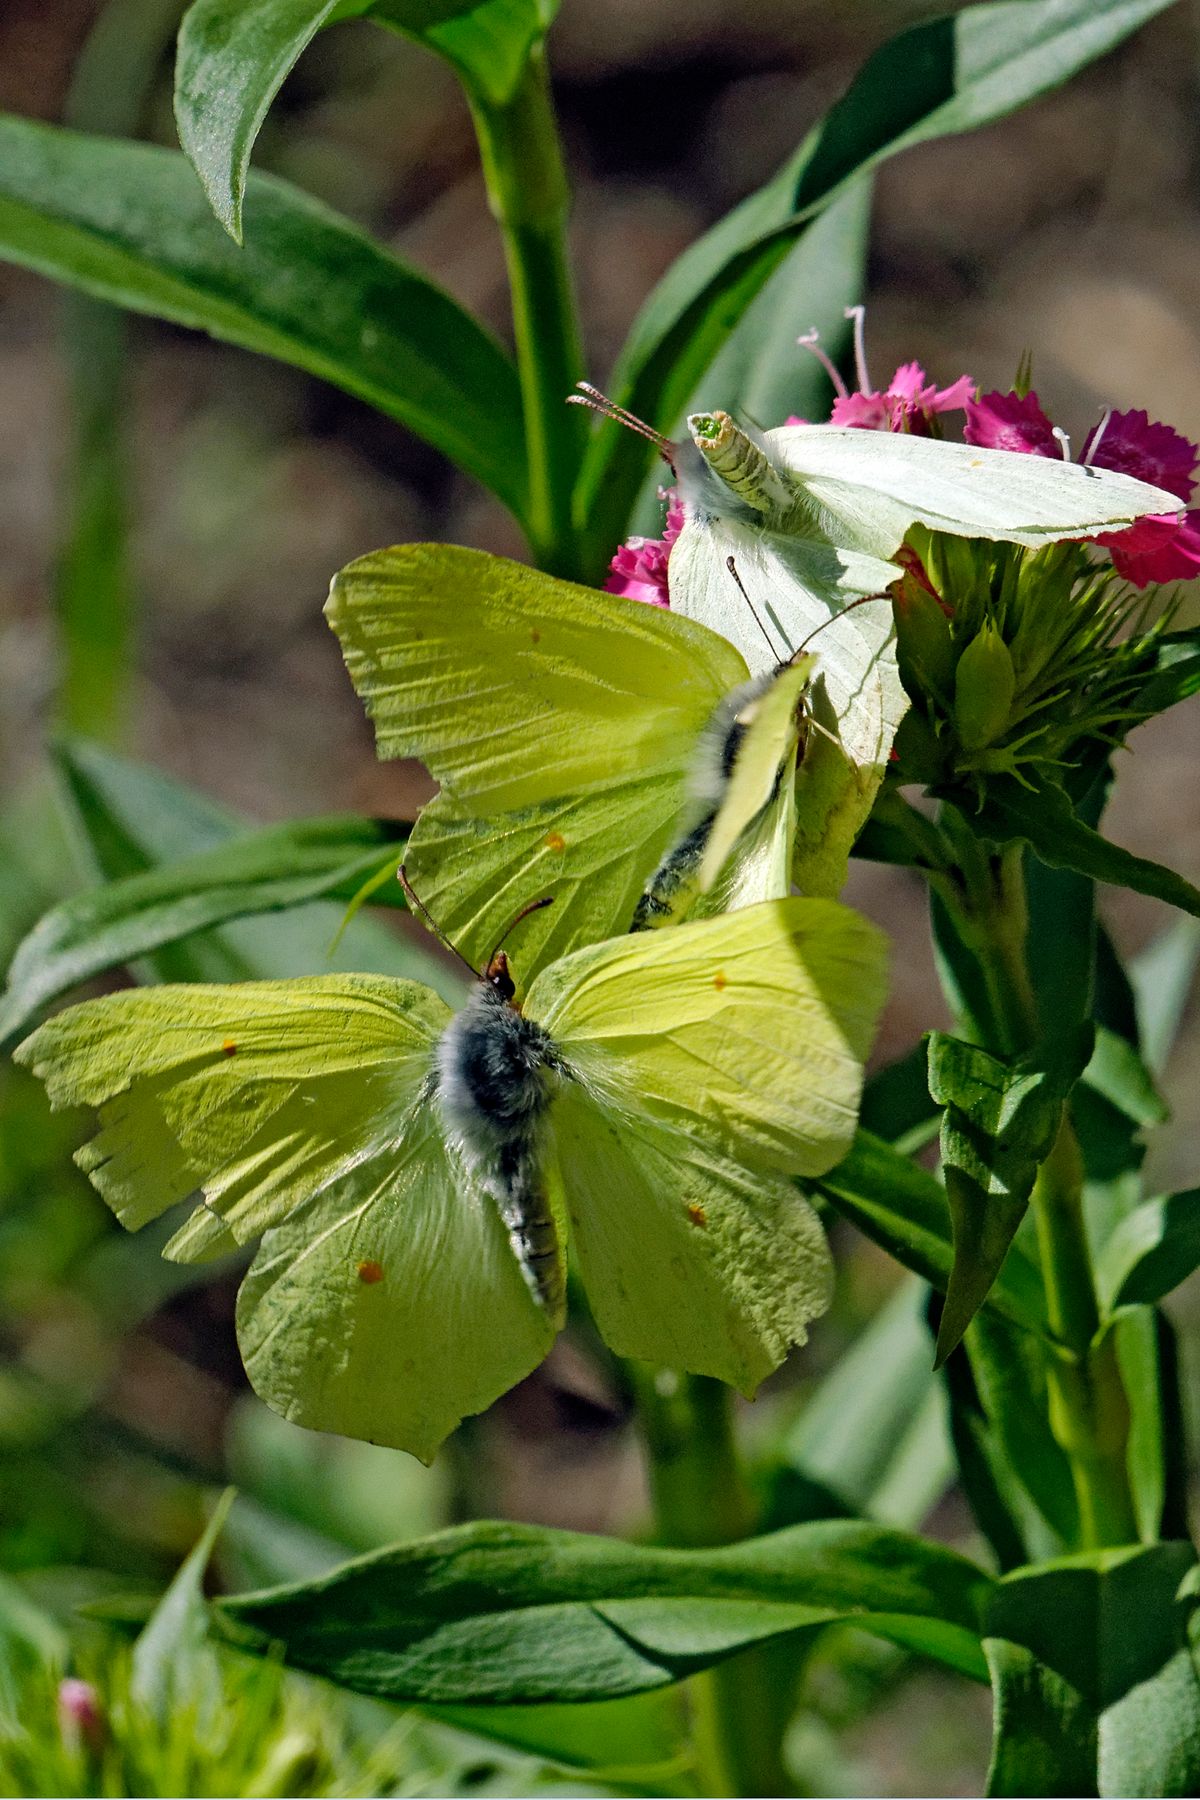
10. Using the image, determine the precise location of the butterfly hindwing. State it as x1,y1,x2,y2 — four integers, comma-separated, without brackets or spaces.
236,1110,556,1464
527,898,889,1389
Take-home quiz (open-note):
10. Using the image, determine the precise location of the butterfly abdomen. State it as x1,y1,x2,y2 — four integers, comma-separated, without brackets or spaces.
437,989,564,1315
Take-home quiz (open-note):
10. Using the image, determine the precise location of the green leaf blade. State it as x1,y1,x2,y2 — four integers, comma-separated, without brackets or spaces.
0,813,424,1050
219,1517,993,1701
929,1025,1093,1364
174,0,348,241
0,115,528,519
578,0,1176,551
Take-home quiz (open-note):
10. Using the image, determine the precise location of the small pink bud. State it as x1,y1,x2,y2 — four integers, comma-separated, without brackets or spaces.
57,1678,105,1755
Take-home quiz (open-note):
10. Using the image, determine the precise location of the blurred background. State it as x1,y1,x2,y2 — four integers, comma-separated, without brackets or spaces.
1,1,1199,1792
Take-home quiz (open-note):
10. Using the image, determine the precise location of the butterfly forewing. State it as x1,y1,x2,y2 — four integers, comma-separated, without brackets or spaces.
326,543,751,977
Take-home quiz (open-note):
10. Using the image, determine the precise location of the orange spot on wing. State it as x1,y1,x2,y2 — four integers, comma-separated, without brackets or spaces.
222,1038,238,1056
530,628,542,644
357,1259,385,1285
687,1203,708,1230
544,831,566,852
712,971,727,991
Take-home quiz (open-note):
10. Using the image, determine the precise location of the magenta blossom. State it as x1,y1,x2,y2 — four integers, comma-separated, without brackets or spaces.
966,391,1197,587
605,488,683,608
798,307,973,434
964,389,1060,457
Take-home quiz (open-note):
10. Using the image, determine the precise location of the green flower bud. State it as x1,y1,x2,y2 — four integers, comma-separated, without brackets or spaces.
890,551,956,710
953,622,1016,751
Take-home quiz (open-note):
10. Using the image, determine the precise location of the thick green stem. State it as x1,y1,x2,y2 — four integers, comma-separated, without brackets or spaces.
1033,1120,1137,1548
469,48,586,578
939,818,1137,1548
633,1369,794,1798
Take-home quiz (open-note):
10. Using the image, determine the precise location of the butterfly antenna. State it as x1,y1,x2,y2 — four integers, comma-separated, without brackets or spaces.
725,555,783,663
567,383,677,471
488,896,555,965
398,864,478,978
792,592,890,658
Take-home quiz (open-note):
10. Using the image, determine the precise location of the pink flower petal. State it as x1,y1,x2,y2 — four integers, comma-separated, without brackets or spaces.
1094,509,1200,587
1083,408,1198,504
830,390,892,430
604,489,682,608
964,389,1059,457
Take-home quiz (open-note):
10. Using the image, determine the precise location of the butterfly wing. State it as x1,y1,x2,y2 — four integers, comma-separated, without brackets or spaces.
16,978,555,1459
696,655,813,893
527,899,889,1391
670,519,904,896
235,1109,557,1462
327,543,749,974
770,425,1182,552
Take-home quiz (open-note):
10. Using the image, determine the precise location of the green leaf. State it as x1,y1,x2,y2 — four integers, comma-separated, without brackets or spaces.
57,0,187,744
0,114,528,520
964,1310,1080,1557
0,1575,66,1719
1095,1189,1200,1311
985,1543,1200,1798
772,1277,953,1530
50,739,454,992
1130,916,1200,1076
577,0,1177,552
130,1489,235,1724
928,1026,1094,1363
858,1041,940,1154
1131,627,1200,716
0,815,419,1050
174,0,556,243
975,775,1200,921
811,1130,1050,1337
218,1517,993,1701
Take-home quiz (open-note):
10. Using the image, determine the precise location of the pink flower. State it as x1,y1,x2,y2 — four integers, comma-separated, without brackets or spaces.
964,389,1060,457
799,308,972,434
831,361,974,433
1082,408,1197,503
1085,409,1198,586
605,489,682,608
57,1680,105,1755
1094,510,1200,585
964,391,1198,587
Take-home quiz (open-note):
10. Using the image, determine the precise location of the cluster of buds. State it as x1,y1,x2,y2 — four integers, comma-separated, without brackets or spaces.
888,529,1170,794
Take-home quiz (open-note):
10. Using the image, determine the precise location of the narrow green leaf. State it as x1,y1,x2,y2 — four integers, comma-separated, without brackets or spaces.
975,775,1200,921
0,815,414,1050
219,1517,993,1700
985,1543,1200,1798
130,1489,235,1723
0,115,528,520
928,1026,1094,1363
858,1042,939,1154
812,1130,1050,1337
965,1310,1080,1557
577,0,1177,550
1130,916,1200,1076
57,0,186,744
774,1277,952,1529
1131,627,1200,716
1095,1189,1200,1311
50,739,458,991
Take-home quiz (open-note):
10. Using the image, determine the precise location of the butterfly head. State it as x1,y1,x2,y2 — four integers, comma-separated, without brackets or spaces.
482,950,517,1003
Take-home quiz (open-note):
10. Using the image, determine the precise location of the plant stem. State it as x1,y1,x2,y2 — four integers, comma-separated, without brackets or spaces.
939,818,1137,1548
469,47,587,578
633,1368,795,1798
1032,1120,1137,1548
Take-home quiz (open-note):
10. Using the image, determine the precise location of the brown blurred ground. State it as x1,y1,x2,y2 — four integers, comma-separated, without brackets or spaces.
1,5,1199,1792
